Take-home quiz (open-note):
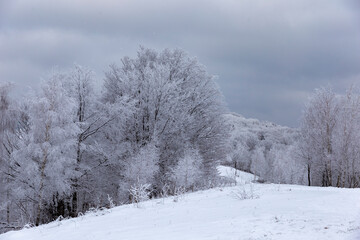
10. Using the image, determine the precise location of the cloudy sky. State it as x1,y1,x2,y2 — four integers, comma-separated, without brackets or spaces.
1,0,359,127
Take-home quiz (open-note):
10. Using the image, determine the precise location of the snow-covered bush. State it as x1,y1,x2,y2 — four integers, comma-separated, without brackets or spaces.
170,147,202,190
107,195,116,209
129,181,152,207
119,143,159,202
230,183,259,200
172,186,186,202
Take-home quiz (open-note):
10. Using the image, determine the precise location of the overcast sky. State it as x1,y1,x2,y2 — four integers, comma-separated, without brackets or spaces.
1,0,360,127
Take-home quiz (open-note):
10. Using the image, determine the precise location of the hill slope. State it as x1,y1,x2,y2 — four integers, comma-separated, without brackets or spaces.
1,166,359,240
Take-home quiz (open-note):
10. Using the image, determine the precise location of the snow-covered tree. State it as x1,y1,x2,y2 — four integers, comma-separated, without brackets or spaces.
294,137,314,186
64,65,113,216
0,47,231,231
332,87,360,187
225,113,305,185
170,147,202,190
250,146,266,181
102,47,228,192
300,87,339,186
119,142,159,202
0,83,19,231
10,73,80,225
299,86,360,187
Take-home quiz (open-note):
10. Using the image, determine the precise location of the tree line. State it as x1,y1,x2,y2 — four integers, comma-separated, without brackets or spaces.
0,48,228,231
299,87,360,187
226,87,360,188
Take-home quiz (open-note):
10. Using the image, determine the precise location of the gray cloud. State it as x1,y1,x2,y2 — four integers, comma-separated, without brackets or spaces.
1,0,360,127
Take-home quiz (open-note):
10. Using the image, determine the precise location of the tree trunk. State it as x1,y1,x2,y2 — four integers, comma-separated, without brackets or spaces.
36,124,50,226
71,139,82,217
36,153,48,226
307,164,311,186
6,164,10,224
6,190,10,224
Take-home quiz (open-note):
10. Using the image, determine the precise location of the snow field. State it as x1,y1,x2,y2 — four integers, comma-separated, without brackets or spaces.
1,167,360,240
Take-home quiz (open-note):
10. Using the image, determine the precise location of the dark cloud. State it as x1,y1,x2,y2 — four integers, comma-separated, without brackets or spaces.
1,0,360,127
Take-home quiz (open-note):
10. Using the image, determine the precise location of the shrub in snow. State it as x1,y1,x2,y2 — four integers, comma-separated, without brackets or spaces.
129,181,152,207
231,183,259,200
172,186,186,202
107,194,116,209
22,223,35,229
170,147,202,190
157,184,171,204
119,143,159,203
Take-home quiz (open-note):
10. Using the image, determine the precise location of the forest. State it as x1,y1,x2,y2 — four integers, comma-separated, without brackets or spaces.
1,47,359,233
226,86,360,188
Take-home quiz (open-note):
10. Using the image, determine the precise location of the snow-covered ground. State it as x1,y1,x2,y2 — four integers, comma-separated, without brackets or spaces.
1,166,360,240
218,165,258,184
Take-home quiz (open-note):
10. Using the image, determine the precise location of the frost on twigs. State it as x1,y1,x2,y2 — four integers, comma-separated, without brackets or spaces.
107,194,116,209
156,184,171,204
22,223,35,229
129,181,152,208
172,186,186,202
230,183,259,200
156,184,186,204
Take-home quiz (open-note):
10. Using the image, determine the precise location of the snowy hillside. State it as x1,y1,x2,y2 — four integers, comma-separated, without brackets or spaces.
225,113,297,136
224,113,306,185
1,166,359,240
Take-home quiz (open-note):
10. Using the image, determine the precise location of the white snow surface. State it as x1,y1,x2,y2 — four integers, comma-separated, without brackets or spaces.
1,166,360,240
218,165,258,184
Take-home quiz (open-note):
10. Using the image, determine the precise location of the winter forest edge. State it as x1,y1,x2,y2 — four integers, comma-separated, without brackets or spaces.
0,47,359,233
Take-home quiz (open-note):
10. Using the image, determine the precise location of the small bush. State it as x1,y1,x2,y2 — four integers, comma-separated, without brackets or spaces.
129,182,152,207
231,183,259,200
